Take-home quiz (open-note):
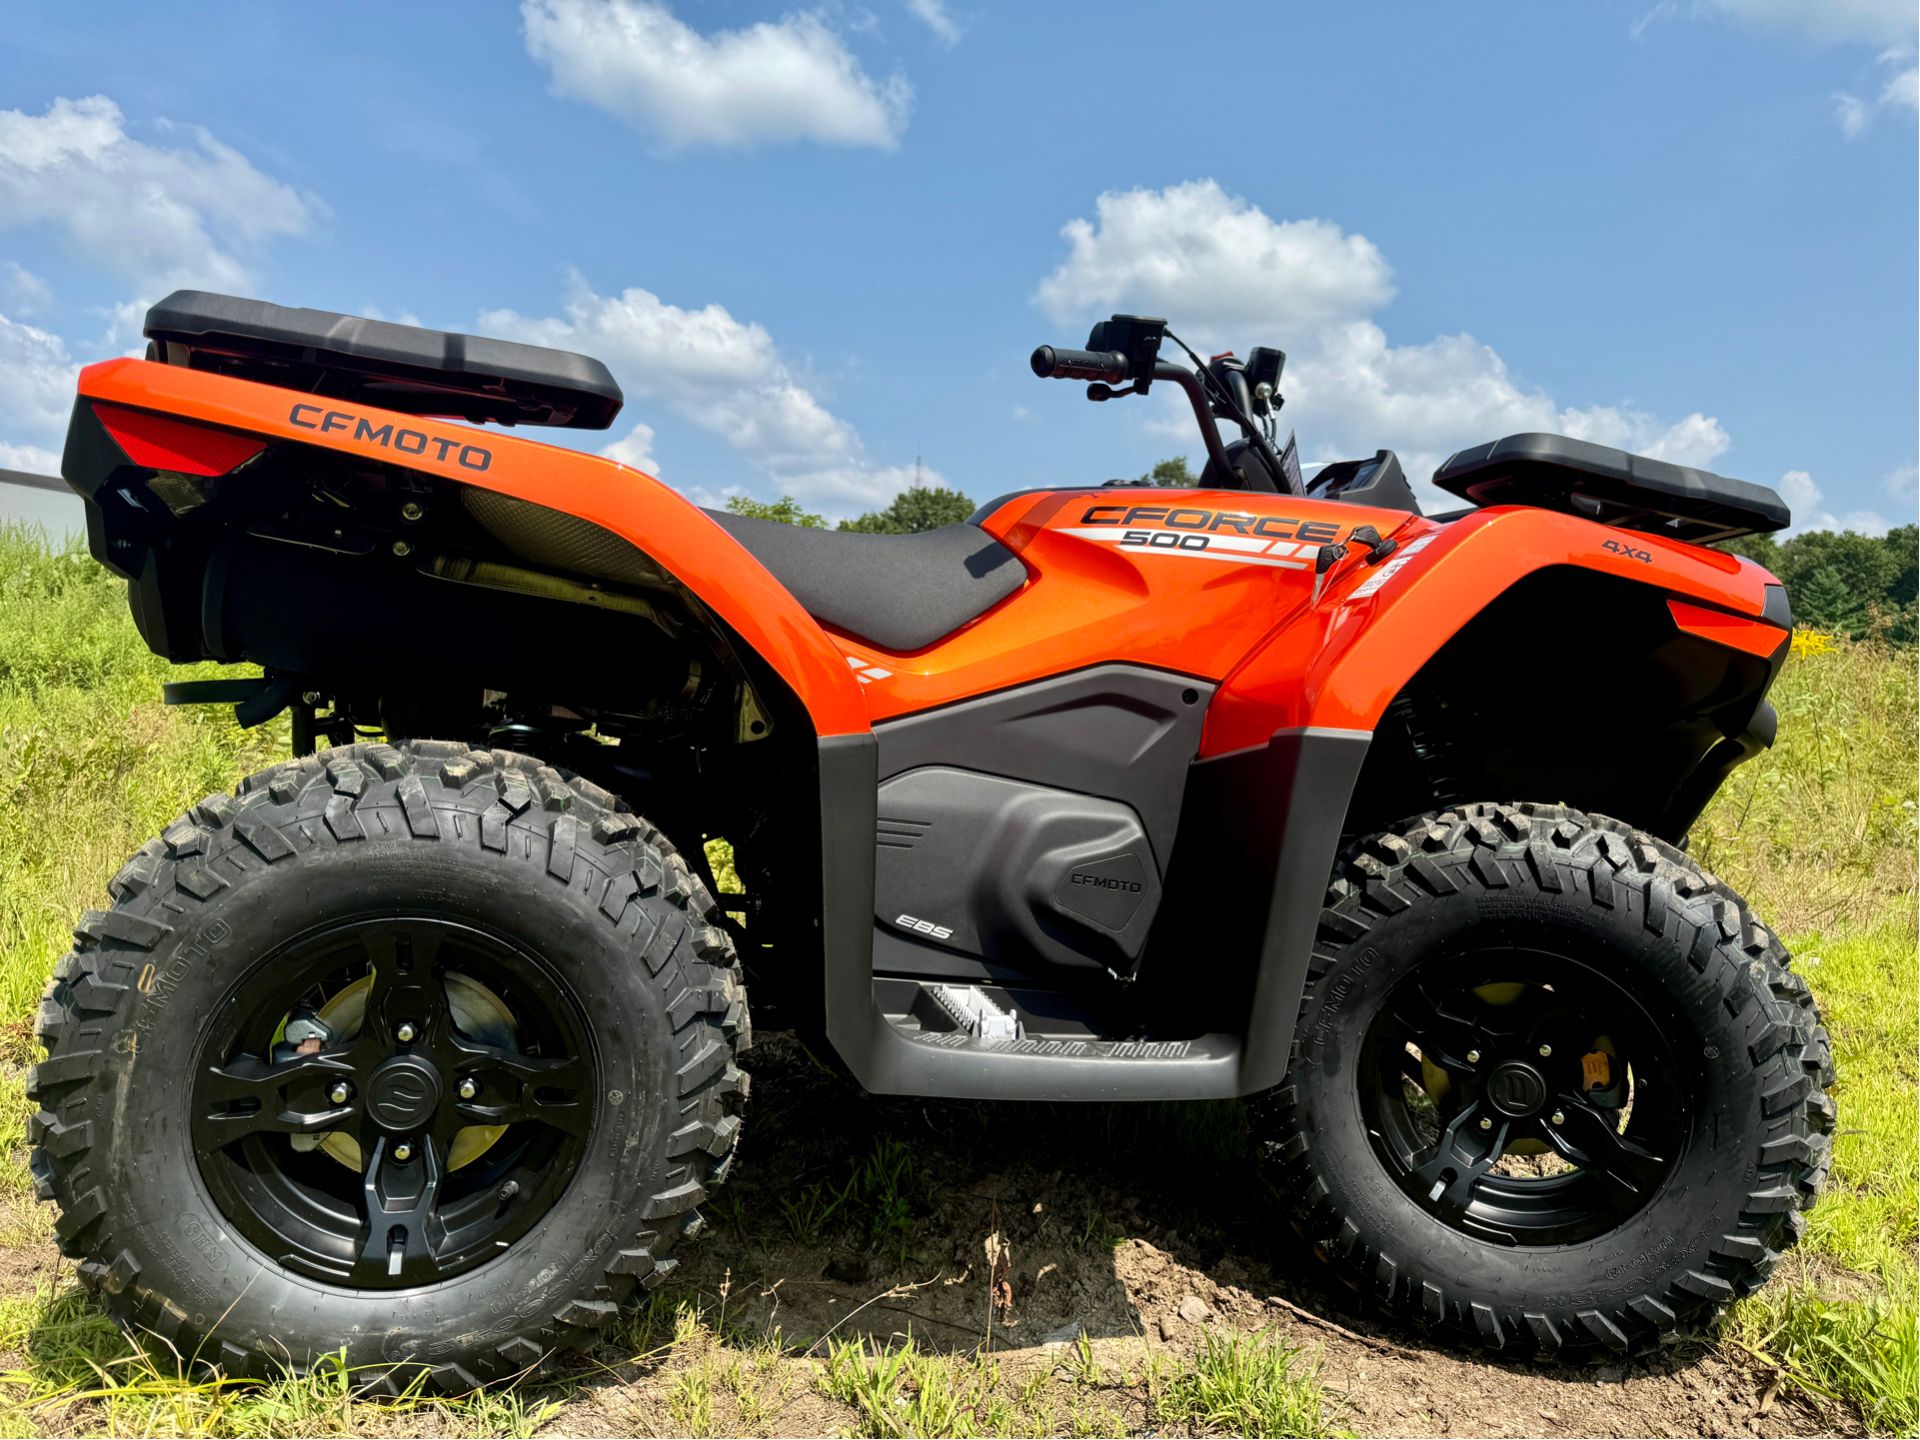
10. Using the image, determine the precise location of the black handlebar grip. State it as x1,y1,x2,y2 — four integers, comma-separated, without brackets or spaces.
1030,345,1131,382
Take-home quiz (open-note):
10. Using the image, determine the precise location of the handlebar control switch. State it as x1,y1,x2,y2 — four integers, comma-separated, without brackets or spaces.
1085,314,1168,394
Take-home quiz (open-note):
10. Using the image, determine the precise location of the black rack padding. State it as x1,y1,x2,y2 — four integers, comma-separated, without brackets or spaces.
1433,432,1788,542
144,291,623,430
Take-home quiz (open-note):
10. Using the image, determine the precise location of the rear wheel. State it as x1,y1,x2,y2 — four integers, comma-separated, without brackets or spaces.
30,741,748,1391
1267,802,1833,1357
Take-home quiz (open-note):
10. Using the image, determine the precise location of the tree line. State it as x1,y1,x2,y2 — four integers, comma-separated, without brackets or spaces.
1726,526,1916,644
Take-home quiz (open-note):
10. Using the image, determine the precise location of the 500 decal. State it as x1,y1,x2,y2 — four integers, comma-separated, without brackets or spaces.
289,403,491,471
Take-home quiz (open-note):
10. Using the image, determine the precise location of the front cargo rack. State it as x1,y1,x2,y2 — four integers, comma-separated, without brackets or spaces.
1434,432,1789,544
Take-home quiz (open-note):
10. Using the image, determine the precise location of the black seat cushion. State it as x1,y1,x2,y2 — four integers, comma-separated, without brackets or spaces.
705,512,1026,652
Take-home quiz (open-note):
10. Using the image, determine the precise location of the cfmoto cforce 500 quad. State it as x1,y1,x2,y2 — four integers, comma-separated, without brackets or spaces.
32,294,1830,1387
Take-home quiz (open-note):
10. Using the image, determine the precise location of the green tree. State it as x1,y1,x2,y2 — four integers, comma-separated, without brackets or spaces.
1137,455,1196,487
1773,531,1900,638
1880,523,1917,643
1725,525,1917,643
837,484,976,534
724,494,825,528
1723,531,1781,570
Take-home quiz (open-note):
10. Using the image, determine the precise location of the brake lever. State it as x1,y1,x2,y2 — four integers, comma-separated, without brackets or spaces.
1086,382,1140,402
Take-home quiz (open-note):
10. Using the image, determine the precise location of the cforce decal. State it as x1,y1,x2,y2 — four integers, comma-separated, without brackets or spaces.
1064,504,1347,572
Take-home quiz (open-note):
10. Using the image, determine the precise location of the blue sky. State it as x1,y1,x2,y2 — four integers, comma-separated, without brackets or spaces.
1,0,1914,536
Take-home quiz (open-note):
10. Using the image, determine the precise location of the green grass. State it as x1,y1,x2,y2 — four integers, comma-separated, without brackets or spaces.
1689,632,1920,1435
1693,632,1917,937
0,522,1914,1434
1156,1328,1346,1439
0,1279,570,1438
0,525,282,1048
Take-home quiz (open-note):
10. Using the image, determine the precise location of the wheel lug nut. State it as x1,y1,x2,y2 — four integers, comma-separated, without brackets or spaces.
459,1079,477,1100
329,1082,351,1104
1550,1110,1566,1126
396,1022,417,1043
1465,1049,1481,1064
1537,1044,1552,1058
1478,1117,1493,1131
394,1142,414,1162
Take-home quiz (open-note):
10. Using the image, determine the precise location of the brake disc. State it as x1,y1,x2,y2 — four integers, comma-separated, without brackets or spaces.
291,971,516,1172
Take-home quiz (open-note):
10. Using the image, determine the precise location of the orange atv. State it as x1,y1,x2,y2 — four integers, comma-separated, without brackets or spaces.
33,294,1832,1387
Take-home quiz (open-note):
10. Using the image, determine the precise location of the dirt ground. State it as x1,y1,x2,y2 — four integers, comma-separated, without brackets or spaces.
0,1035,1859,1438
586,1035,1851,1438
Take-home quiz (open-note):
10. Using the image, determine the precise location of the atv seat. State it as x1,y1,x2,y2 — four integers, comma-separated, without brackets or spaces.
705,512,1026,652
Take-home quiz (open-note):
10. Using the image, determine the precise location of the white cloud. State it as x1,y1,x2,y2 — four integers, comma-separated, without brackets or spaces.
0,440,61,473
1037,183,1729,503
521,0,911,149
480,275,915,513
1834,89,1876,136
906,0,962,46
1558,405,1732,468
602,422,659,476
0,313,78,445
1035,180,1394,340
0,96,318,294
1,262,50,316
1886,461,1917,500
1699,0,1917,47
1834,52,1919,135
1777,468,1891,535
1884,59,1920,109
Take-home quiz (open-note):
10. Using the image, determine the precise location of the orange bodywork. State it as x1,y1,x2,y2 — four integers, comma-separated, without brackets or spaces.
844,489,1785,757
76,357,1787,754
78,358,872,737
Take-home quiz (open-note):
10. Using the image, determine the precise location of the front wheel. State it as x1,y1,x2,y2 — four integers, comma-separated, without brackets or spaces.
29,741,748,1391
1267,802,1833,1357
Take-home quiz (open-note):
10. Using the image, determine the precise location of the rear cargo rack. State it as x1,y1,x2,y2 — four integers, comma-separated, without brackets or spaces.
1433,432,1788,543
143,290,623,430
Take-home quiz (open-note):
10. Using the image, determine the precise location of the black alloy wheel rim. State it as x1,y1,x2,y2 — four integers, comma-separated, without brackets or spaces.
191,917,597,1288
1358,947,1691,1247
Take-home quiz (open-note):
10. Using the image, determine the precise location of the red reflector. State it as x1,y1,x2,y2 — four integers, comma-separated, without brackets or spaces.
94,403,268,477
1667,597,1787,659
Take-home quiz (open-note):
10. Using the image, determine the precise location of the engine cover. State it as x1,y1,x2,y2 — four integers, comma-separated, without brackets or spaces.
875,766,1161,975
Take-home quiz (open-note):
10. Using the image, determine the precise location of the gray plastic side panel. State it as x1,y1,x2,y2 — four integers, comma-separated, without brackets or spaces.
1224,728,1372,1093
822,724,1370,1101
875,766,1159,971
873,665,1212,869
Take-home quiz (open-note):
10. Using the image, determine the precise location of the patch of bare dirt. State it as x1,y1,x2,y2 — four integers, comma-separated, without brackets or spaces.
651,1035,1855,1438
0,1034,1862,1437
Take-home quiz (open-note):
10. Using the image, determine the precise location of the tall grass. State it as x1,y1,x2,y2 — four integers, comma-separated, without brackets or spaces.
1693,634,1918,938
1693,632,1919,1434
0,526,281,1046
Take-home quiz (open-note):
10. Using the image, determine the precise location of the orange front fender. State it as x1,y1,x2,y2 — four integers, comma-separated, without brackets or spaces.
1203,506,1783,755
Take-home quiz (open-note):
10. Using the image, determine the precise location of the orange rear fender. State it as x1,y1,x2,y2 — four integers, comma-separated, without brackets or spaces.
75,358,870,737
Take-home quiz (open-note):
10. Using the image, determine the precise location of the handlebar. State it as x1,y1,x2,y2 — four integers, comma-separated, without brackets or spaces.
1148,361,1238,481
1029,346,1131,383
